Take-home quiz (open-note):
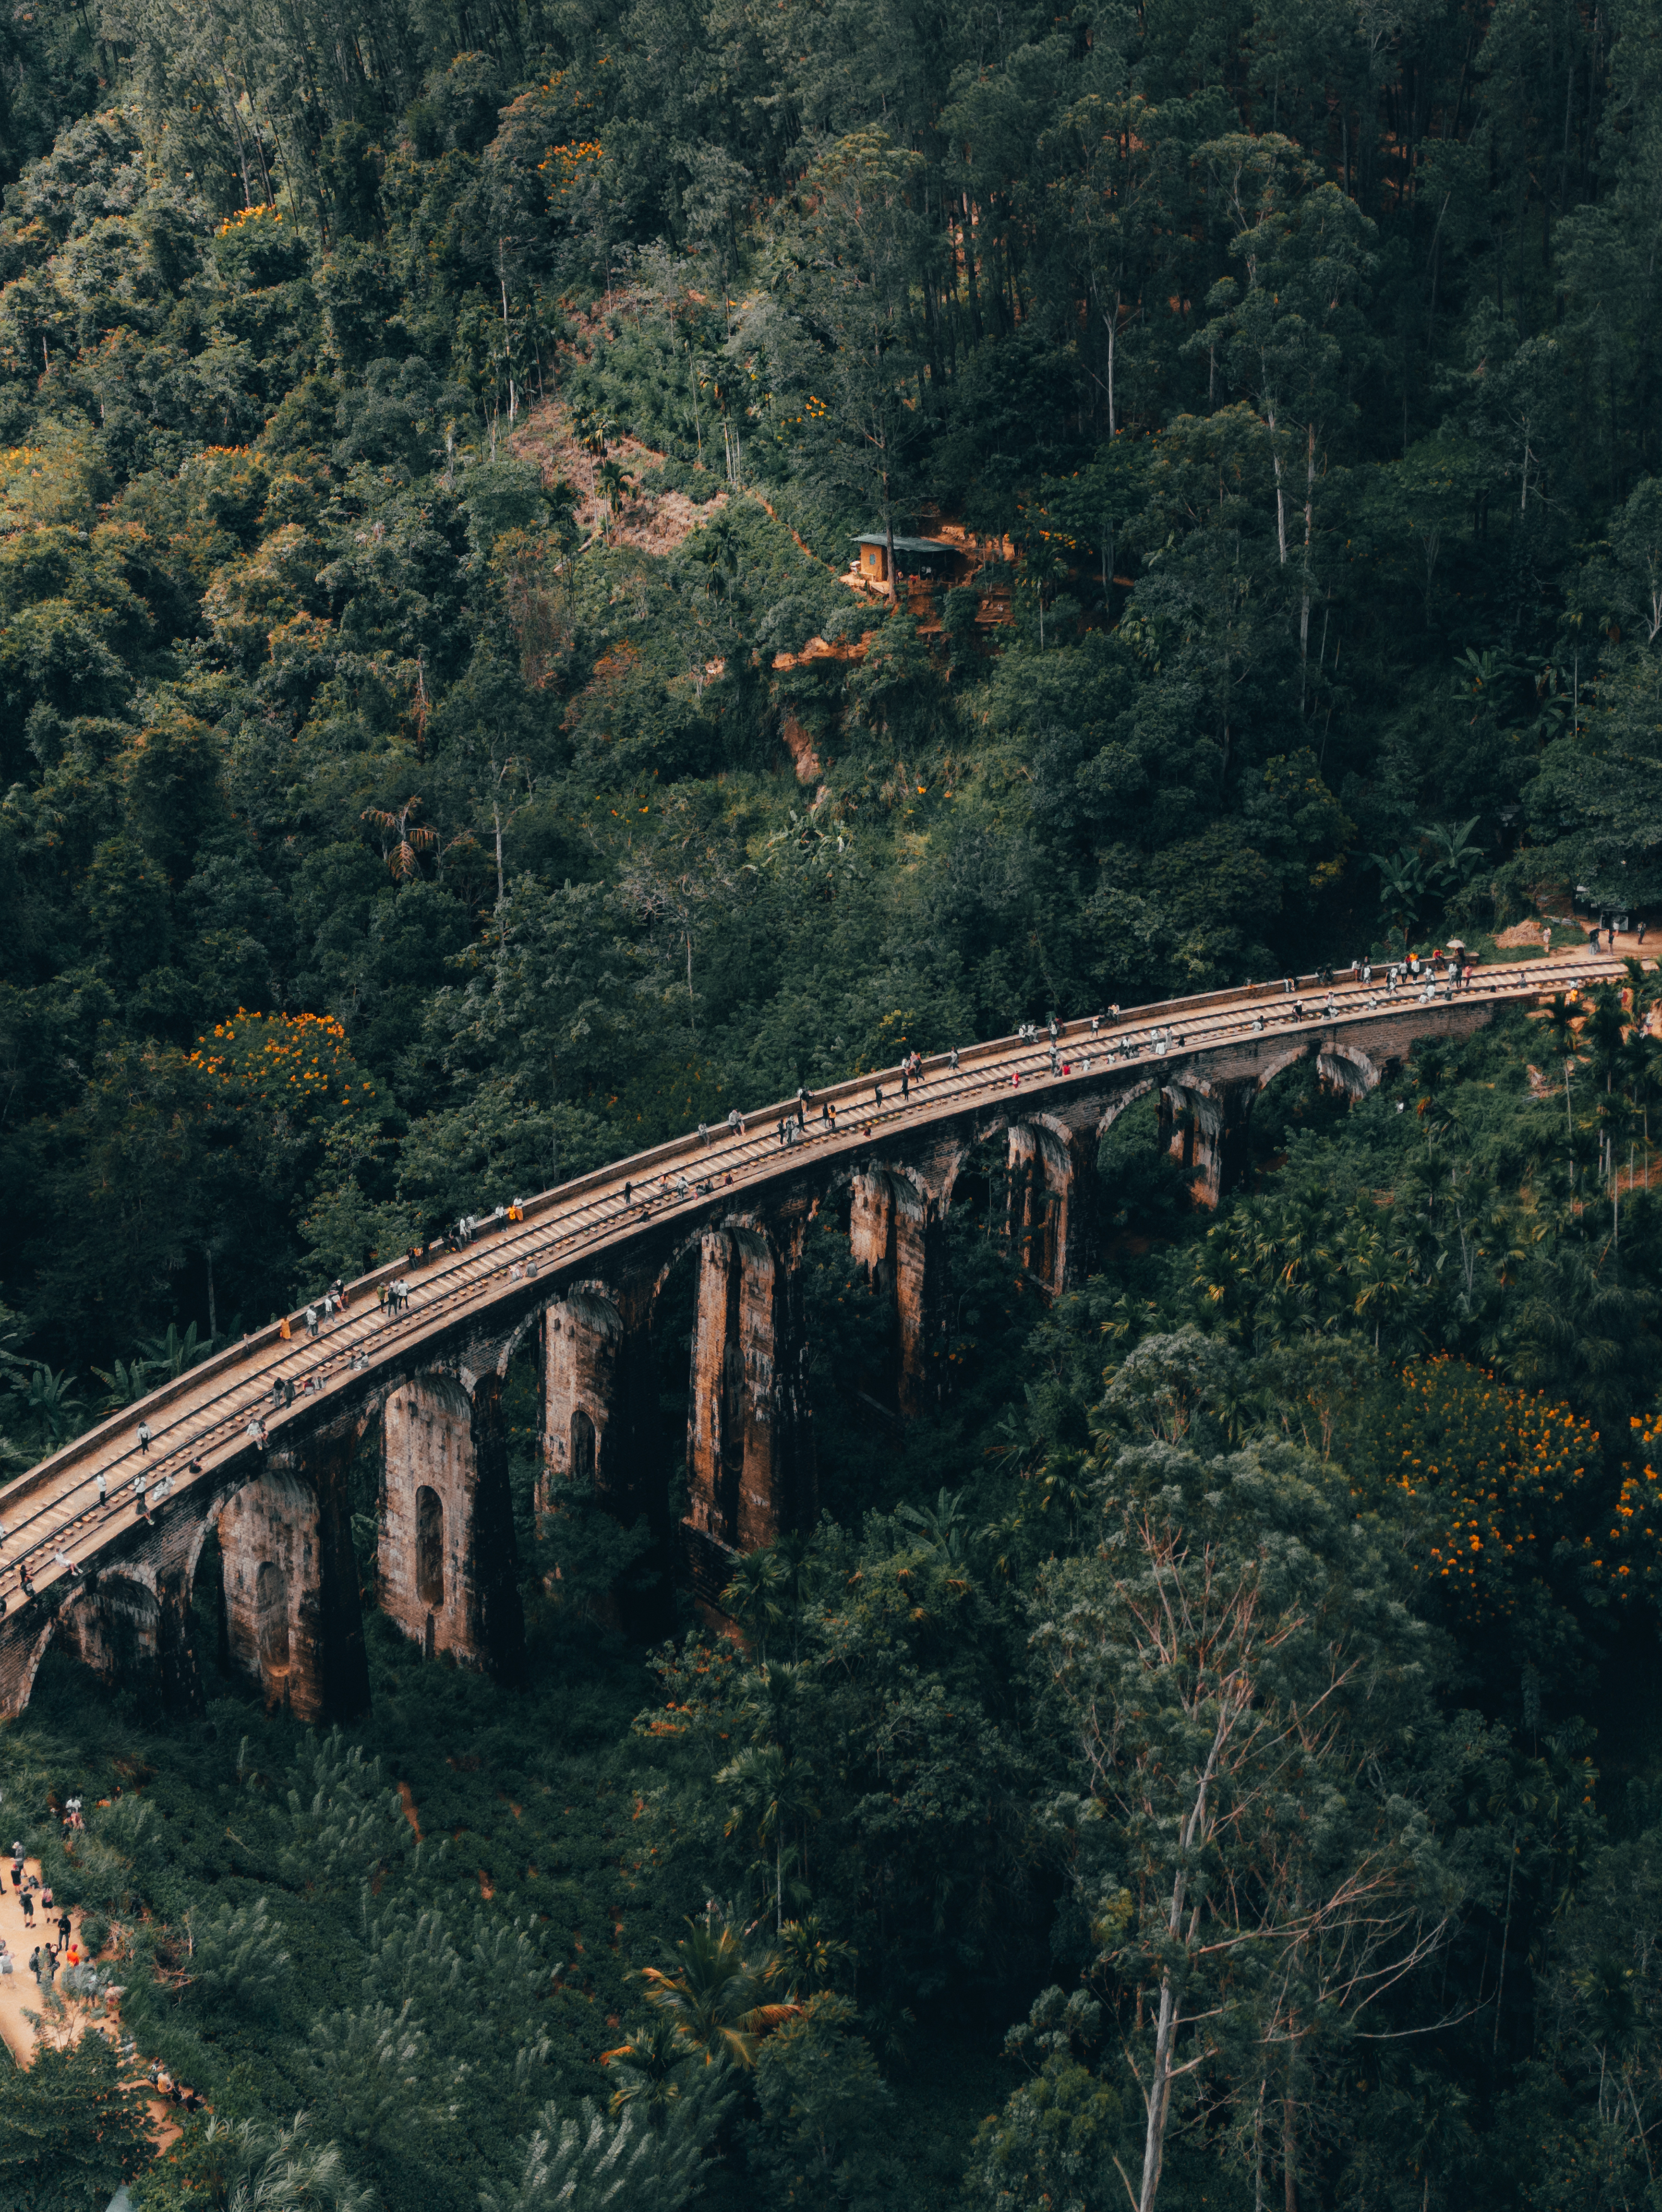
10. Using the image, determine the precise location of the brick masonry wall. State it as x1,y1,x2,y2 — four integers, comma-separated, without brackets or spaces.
218,1471,325,1723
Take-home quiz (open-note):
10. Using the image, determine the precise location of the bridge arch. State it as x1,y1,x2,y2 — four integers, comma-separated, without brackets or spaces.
1,962,1560,1718
60,1570,164,1688
255,1559,291,1672
1318,1042,1382,1098
1254,1045,1310,1093
1095,1079,1156,1138
0,1611,61,1719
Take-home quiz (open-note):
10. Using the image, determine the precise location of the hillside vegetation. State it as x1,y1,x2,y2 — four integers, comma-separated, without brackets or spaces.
6,0,1662,2207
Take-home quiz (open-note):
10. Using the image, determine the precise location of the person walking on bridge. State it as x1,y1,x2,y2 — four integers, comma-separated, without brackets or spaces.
137,1420,152,1455
133,1468,147,1516
95,1471,106,1509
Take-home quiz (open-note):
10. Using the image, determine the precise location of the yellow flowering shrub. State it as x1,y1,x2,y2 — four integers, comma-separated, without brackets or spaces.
188,1010,374,1125
1606,1414,1662,1599
1367,1357,1599,1620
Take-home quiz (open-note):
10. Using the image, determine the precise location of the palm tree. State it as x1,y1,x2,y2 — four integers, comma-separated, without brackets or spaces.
639,1919,796,2068
1584,986,1630,1183
597,456,636,516
772,1914,854,1998
1541,994,1580,1142
168,2114,375,2212
361,797,438,882
1340,1217,1416,1353
720,1549,789,1658
718,1739,817,1933
600,2017,690,2124
893,1487,970,1564
1622,1031,1662,1164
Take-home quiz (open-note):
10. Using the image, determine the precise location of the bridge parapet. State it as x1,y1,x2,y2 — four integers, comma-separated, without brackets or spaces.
1,956,1635,1720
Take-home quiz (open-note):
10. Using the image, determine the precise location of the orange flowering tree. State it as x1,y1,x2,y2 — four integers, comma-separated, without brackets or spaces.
1604,1413,1662,1600
186,1011,414,1288
187,1010,375,1127
1364,1357,1605,1621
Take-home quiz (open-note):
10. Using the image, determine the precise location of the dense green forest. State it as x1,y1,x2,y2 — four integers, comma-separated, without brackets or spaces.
7,0,1662,2203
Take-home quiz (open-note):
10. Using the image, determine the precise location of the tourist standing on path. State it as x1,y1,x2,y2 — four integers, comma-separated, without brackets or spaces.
133,1468,147,1516
136,1421,151,1455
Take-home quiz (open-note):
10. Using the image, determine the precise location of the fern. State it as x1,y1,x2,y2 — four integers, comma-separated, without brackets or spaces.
480,2081,727,2212
279,1730,405,1887
183,1896,293,2010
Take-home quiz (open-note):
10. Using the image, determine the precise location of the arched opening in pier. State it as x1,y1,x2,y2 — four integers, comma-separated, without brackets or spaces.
255,1560,290,1674
415,1485,444,1609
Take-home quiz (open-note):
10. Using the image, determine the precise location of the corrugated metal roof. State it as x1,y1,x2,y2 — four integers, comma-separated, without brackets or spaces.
852,533,957,554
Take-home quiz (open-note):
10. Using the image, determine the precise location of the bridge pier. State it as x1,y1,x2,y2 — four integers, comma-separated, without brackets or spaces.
542,1291,621,1512
1007,1120,1095,1288
541,1287,660,1529
684,1222,814,1596
219,1470,329,1721
1159,1079,1255,1208
218,1430,368,1722
849,1169,941,1416
381,1372,525,1682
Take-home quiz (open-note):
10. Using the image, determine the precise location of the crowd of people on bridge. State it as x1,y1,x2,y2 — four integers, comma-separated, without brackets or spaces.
4,941,1632,1609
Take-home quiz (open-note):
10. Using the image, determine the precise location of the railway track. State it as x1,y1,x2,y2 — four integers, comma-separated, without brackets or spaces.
0,953,1629,1603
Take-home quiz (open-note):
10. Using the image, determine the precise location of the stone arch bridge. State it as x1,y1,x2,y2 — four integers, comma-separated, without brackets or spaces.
0,957,1621,1725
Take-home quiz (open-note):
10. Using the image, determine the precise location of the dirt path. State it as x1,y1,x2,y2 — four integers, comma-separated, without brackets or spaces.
0,1857,82,2064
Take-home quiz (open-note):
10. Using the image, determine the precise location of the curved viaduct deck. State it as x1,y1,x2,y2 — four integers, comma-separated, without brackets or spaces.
0,953,1631,1722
